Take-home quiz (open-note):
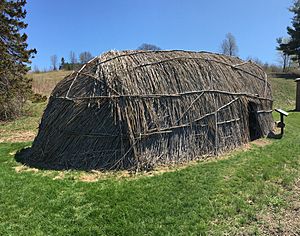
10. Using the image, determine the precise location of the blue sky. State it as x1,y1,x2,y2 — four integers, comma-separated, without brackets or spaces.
25,0,293,70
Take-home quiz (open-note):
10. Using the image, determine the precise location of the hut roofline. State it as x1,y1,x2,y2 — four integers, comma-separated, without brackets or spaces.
52,50,271,102
95,49,263,70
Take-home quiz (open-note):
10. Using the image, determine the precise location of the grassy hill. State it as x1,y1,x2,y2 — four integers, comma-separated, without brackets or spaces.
269,77,296,109
28,70,71,96
0,73,299,235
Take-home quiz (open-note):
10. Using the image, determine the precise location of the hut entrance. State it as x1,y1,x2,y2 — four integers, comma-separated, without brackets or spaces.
248,102,262,141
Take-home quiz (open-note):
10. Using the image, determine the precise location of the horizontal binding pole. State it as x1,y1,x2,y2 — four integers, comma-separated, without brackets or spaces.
256,110,273,114
221,135,233,139
55,89,273,101
139,122,212,138
138,130,173,137
65,132,128,139
217,118,240,125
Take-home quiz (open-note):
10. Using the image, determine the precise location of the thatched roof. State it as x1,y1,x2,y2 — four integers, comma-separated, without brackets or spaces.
17,50,273,170
53,50,271,100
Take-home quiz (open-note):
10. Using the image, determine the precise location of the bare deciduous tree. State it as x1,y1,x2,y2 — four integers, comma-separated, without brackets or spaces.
246,56,263,66
137,43,161,51
220,33,238,56
79,51,93,64
69,51,77,64
33,65,40,73
50,55,58,71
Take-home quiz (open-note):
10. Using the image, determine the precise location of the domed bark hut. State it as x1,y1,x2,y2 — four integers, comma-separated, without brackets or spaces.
17,50,273,170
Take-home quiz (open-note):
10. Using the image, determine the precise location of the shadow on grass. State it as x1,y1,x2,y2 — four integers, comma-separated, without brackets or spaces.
15,146,138,172
14,147,47,169
267,131,283,140
15,147,76,171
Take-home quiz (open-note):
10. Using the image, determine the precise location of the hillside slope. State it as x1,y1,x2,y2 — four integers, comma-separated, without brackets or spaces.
28,70,71,96
269,77,296,109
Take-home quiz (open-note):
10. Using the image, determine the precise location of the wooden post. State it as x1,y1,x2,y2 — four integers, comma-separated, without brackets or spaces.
296,78,300,111
280,113,284,135
275,109,288,136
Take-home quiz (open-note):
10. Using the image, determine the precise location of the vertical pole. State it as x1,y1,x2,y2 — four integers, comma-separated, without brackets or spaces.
215,112,218,156
280,114,284,135
214,92,219,156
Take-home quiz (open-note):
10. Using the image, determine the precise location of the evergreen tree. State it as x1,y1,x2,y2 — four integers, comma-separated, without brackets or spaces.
0,0,36,120
277,0,300,66
59,57,65,70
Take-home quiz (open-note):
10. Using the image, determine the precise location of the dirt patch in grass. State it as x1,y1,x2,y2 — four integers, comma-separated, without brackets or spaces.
15,165,39,173
0,131,36,143
52,172,65,180
259,179,300,235
78,174,100,182
77,171,104,182
251,138,272,147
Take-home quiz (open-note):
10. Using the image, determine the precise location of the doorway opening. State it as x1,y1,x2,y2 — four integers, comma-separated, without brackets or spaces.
248,102,262,141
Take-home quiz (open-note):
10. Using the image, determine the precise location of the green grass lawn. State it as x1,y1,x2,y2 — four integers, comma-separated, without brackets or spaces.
0,76,299,235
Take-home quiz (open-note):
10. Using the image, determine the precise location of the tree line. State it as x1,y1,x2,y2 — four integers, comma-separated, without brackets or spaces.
39,44,161,72
47,51,93,72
